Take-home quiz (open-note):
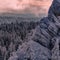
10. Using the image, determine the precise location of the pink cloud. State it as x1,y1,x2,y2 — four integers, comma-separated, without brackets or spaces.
0,0,53,16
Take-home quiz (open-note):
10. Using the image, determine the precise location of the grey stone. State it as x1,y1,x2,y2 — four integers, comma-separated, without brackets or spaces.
16,40,51,60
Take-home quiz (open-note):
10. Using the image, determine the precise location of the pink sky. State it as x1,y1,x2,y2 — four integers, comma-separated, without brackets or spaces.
0,0,53,15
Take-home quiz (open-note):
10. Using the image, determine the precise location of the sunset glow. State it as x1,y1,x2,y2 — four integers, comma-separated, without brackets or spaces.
0,0,53,15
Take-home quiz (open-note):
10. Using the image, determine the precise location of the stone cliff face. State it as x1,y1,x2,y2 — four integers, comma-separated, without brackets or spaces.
0,0,60,60
8,0,60,60
12,40,51,60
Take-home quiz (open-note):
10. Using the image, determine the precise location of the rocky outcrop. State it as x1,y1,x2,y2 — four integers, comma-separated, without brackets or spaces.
1,0,60,60
8,40,51,60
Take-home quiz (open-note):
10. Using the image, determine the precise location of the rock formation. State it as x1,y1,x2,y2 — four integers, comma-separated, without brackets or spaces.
0,0,60,60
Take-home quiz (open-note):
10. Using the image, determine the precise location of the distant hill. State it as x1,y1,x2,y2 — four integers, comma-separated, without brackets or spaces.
0,13,45,24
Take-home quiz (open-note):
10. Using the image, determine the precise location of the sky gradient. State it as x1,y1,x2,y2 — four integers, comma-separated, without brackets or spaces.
0,0,53,16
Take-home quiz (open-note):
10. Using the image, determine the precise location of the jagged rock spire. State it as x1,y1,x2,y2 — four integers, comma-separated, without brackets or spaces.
57,0,60,3
48,0,60,16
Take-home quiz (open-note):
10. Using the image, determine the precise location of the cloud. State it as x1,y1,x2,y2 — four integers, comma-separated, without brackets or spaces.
0,0,53,16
